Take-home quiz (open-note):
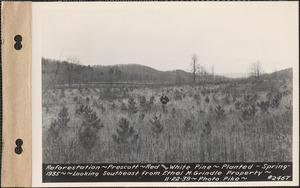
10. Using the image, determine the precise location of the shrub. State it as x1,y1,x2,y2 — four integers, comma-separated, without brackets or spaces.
257,100,270,112
139,96,153,112
112,118,138,145
100,104,106,113
100,88,118,102
128,97,138,114
45,106,72,163
86,97,90,104
73,96,78,102
212,94,219,103
79,106,104,153
214,105,226,119
283,89,292,96
78,87,83,94
285,100,292,110
149,96,155,105
150,114,163,136
111,103,117,110
235,100,242,110
60,89,65,98
174,91,182,101
171,107,176,117
48,120,60,140
48,106,70,141
241,104,257,120
243,93,258,104
203,121,212,136
193,94,200,100
223,95,230,104
75,104,85,115
198,107,205,114
270,93,282,108
244,94,251,102
183,119,193,132
121,90,129,98
57,106,70,128
248,104,258,115
139,96,147,108
205,96,210,104
92,100,99,108
121,102,127,111
139,113,145,120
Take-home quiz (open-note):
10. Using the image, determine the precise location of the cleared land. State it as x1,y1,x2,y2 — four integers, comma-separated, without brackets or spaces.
42,78,293,163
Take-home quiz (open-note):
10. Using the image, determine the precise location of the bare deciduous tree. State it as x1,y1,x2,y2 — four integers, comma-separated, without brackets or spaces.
66,56,81,87
198,64,207,84
190,54,199,83
249,60,264,77
82,65,93,89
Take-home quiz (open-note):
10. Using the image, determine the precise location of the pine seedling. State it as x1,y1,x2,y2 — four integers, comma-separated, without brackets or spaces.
150,114,163,136
214,105,226,119
128,96,138,114
79,106,104,153
112,118,138,145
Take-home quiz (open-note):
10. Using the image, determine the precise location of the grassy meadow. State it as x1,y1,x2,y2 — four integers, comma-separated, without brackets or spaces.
42,78,293,163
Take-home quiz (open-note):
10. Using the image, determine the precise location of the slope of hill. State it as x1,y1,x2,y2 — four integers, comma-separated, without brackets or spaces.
42,58,229,86
263,68,293,80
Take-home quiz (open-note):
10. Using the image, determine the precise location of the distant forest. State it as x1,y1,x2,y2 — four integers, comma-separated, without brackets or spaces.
42,57,293,90
42,57,230,88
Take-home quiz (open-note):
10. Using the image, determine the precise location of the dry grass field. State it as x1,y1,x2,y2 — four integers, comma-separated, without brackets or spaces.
42,78,293,163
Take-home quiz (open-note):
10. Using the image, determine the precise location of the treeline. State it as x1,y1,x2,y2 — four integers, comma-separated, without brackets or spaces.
42,57,229,89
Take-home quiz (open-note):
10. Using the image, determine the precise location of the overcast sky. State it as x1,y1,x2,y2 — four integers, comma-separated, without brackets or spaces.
38,2,298,74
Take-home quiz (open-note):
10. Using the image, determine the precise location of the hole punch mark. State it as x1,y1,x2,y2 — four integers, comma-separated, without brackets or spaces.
15,139,23,146
15,147,23,155
14,34,22,50
15,138,23,155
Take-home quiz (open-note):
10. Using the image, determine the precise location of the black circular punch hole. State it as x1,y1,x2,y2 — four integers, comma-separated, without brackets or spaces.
15,147,23,155
14,34,22,42
14,34,23,50
15,138,23,146
14,43,22,50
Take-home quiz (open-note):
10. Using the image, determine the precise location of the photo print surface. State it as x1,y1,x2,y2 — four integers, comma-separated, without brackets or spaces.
32,2,299,185
41,3,296,164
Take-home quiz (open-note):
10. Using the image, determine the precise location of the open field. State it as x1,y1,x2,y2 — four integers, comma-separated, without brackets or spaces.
42,77,293,163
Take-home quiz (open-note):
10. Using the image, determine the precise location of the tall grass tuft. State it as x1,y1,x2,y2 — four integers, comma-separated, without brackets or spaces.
150,114,163,136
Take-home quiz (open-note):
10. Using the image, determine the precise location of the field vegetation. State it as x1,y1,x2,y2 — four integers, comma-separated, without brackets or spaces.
42,62,293,163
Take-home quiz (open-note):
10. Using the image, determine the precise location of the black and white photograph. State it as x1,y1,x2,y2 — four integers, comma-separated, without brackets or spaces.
32,1,298,185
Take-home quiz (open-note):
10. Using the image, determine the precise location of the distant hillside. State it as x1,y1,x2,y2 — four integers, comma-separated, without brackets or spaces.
215,68,293,79
216,72,248,78
92,64,228,84
42,57,229,87
262,68,293,80
233,68,293,85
